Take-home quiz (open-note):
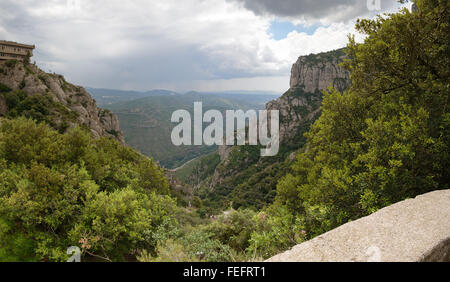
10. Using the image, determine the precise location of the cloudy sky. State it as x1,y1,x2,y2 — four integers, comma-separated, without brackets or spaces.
0,0,408,93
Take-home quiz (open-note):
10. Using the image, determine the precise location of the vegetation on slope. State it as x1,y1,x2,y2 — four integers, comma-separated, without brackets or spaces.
1,0,447,263
174,152,221,185
192,68,327,214
0,83,78,133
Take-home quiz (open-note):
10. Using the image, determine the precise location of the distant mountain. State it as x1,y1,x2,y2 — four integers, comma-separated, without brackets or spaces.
87,87,178,106
104,92,278,169
87,87,280,107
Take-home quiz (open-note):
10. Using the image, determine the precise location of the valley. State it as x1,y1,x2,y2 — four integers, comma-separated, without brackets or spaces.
99,91,278,168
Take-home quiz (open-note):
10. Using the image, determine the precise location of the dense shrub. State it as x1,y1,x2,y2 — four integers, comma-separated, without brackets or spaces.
0,117,175,261
249,0,450,258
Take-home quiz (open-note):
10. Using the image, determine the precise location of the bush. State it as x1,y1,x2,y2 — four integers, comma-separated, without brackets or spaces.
0,117,176,261
0,83,11,93
261,0,450,258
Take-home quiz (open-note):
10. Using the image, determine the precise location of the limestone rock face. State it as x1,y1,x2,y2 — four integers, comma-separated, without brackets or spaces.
267,190,450,262
266,88,322,144
269,48,350,143
0,60,124,143
218,143,233,162
290,50,350,92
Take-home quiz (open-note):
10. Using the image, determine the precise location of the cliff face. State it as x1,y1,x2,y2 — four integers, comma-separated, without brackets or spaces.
0,60,124,143
268,48,350,143
289,49,350,92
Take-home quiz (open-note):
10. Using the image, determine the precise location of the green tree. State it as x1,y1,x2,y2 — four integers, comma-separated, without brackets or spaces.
260,0,449,258
0,118,177,261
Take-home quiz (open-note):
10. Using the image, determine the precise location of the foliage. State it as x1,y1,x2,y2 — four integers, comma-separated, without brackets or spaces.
174,152,221,185
138,239,196,262
142,209,258,262
255,0,450,258
202,209,258,253
247,205,307,259
0,89,78,132
0,83,11,93
0,117,175,261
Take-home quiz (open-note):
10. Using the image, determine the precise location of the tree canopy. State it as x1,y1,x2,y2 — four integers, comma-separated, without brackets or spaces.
249,0,449,257
0,117,176,261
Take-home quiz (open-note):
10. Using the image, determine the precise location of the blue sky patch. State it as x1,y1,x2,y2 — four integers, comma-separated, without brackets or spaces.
268,20,320,40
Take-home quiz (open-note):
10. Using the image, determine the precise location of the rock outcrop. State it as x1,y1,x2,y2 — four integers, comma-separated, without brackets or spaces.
290,49,350,92
268,48,350,143
0,60,124,143
267,189,450,262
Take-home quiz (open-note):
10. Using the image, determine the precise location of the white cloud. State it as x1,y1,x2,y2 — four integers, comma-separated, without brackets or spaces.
0,0,405,92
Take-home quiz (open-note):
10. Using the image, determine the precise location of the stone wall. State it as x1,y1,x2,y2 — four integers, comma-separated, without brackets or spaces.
267,190,450,262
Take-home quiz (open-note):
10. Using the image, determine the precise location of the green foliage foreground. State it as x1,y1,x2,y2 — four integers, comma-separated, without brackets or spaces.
0,117,176,261
248,0,449,258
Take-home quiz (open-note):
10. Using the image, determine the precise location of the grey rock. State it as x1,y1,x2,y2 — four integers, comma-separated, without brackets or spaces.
0,61,124,143
267,189,450,262
290,52,350,92
269,48,350,143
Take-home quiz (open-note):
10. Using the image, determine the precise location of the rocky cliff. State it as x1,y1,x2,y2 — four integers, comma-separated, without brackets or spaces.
268,48,350,142
0,60,124,143
289,48,350,92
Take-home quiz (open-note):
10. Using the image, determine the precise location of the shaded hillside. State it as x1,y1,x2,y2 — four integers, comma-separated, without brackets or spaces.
106,92,277,168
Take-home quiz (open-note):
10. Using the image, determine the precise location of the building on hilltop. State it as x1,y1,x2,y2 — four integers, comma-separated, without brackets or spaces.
0,40,35,61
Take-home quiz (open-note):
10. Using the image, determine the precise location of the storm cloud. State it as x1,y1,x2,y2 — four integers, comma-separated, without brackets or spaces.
228,0,399,23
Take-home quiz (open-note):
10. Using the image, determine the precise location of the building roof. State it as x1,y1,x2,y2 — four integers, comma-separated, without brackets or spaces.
0,40,35,49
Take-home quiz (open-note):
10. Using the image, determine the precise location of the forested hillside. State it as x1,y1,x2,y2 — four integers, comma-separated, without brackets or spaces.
0,61,178,261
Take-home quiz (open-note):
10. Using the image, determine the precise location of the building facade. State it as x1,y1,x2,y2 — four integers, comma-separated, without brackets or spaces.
0,40,35,61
